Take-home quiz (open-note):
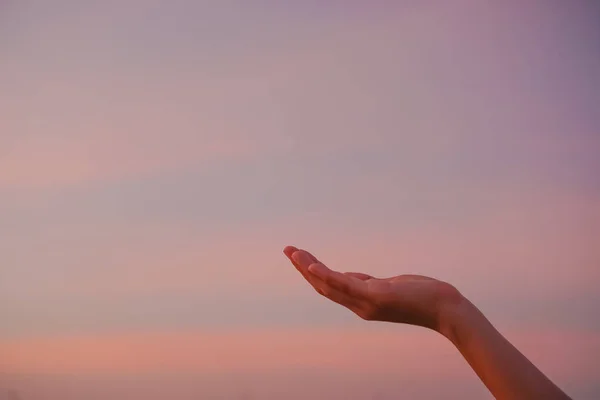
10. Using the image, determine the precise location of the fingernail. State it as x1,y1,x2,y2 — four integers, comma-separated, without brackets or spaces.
283,246,298,259
292,250,313,268
291,251,302,265
308,263,327,276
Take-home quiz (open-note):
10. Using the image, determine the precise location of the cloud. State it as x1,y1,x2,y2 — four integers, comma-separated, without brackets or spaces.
0,134,278,190
0,327,453,375
4,185,597,297
4,0,598,193
1,326,597,390
1,186,598,336
0,60,294,191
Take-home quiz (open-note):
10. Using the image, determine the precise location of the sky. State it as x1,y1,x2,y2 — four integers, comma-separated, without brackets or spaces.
1,0,599,399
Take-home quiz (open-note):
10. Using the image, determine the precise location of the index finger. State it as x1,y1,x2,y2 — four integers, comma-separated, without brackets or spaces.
308,262,368,299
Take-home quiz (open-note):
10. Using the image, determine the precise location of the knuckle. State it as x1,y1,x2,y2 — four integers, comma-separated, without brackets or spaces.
370,293,388,308
323,274,337,286
356,305,377,321
334,281,349,292
358,312,374,321
328,274,349,292
315,286,328,297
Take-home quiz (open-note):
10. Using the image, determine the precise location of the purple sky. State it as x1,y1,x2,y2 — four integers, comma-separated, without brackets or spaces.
1,1,599,399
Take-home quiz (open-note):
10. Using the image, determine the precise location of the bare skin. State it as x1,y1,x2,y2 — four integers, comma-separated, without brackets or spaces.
283,245,572,400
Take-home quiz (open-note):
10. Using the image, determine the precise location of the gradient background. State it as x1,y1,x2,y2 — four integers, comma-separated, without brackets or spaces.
1,1,599,399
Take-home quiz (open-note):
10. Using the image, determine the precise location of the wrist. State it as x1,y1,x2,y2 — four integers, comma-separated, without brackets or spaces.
435,285,478,345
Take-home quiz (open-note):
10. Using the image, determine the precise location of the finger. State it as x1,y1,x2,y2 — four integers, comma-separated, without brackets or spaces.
291,250,316,273
344,272,374,281
292,250,341,291
403,274,435,281
285,249,327,291
304,269,363,310
391,274,435,282
283,246,299,260
291,250,368,299
300,249,320,263
284,246,317,272
284,246,318,261
284,246,310,277
308,263,368,299
284,248,364,310
317,285,361,310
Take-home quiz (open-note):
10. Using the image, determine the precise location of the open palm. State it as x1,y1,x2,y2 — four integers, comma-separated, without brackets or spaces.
284,246,574,400
283,246,459,331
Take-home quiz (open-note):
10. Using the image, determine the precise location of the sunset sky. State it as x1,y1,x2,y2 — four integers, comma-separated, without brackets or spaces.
1,1,599,399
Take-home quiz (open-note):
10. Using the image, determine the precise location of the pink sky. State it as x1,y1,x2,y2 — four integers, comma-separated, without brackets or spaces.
1,1,599,399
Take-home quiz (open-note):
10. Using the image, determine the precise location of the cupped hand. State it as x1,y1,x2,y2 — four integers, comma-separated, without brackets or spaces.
283,246,462,332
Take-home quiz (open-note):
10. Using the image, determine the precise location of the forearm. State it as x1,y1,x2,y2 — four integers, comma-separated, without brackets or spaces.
437,294,571,400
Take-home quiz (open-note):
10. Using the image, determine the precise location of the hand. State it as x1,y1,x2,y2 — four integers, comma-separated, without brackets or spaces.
283,246,462,333
284,246,573,400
